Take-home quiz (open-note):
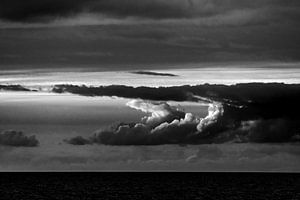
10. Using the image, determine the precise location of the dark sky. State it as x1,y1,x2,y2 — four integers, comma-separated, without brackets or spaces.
0,0,300,70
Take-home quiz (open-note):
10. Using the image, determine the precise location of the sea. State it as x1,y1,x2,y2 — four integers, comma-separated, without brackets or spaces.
0,173,299,200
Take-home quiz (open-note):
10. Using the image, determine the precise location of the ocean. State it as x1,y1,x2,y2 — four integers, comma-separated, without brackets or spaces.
0,173,299,199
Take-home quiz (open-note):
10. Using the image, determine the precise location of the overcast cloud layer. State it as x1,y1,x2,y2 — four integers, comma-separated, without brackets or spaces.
1,0,300,23
0,0,300,68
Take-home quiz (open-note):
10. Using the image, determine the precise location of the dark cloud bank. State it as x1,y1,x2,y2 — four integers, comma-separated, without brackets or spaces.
1,1,299,67
131,71,177,77
0,130,39,147
1,0,300,22
60,83,300,145
0,84,32,92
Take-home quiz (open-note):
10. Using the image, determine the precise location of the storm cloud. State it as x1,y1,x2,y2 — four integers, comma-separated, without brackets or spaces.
63,83,300,145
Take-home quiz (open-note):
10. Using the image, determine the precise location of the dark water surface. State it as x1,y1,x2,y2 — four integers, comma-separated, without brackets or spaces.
0,173,299,200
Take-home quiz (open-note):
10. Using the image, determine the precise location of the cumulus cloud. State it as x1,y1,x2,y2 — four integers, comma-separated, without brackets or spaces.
88,99,200,145
196,103,223,132
126,99,185,128
62,83,300,145
0,130,39,147
65,100,224,145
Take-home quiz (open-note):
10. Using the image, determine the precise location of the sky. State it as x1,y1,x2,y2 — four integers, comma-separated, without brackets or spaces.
0,88,299,171
1,66,300,88
0,0,300,70
0,1,300,171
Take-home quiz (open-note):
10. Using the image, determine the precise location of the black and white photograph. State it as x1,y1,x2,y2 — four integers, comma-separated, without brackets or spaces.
0,0,299,199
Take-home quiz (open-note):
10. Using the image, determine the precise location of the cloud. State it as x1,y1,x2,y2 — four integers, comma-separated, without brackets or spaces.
52,85,189,101
131,71,177,77
229,119,299,143
0,84,32,92
52,82,300,110
126,99,185,128
186,145,223,162
238,144,300,160
62,83,300,145
0,0,220,22
1,142,299,171
65,100,225,145
196,103,223,132
64,136,91,145
88,99,201,145
52,82,300,128
0,0,88,22
0,130,39,147
1,1,299,66
0,0,299,26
